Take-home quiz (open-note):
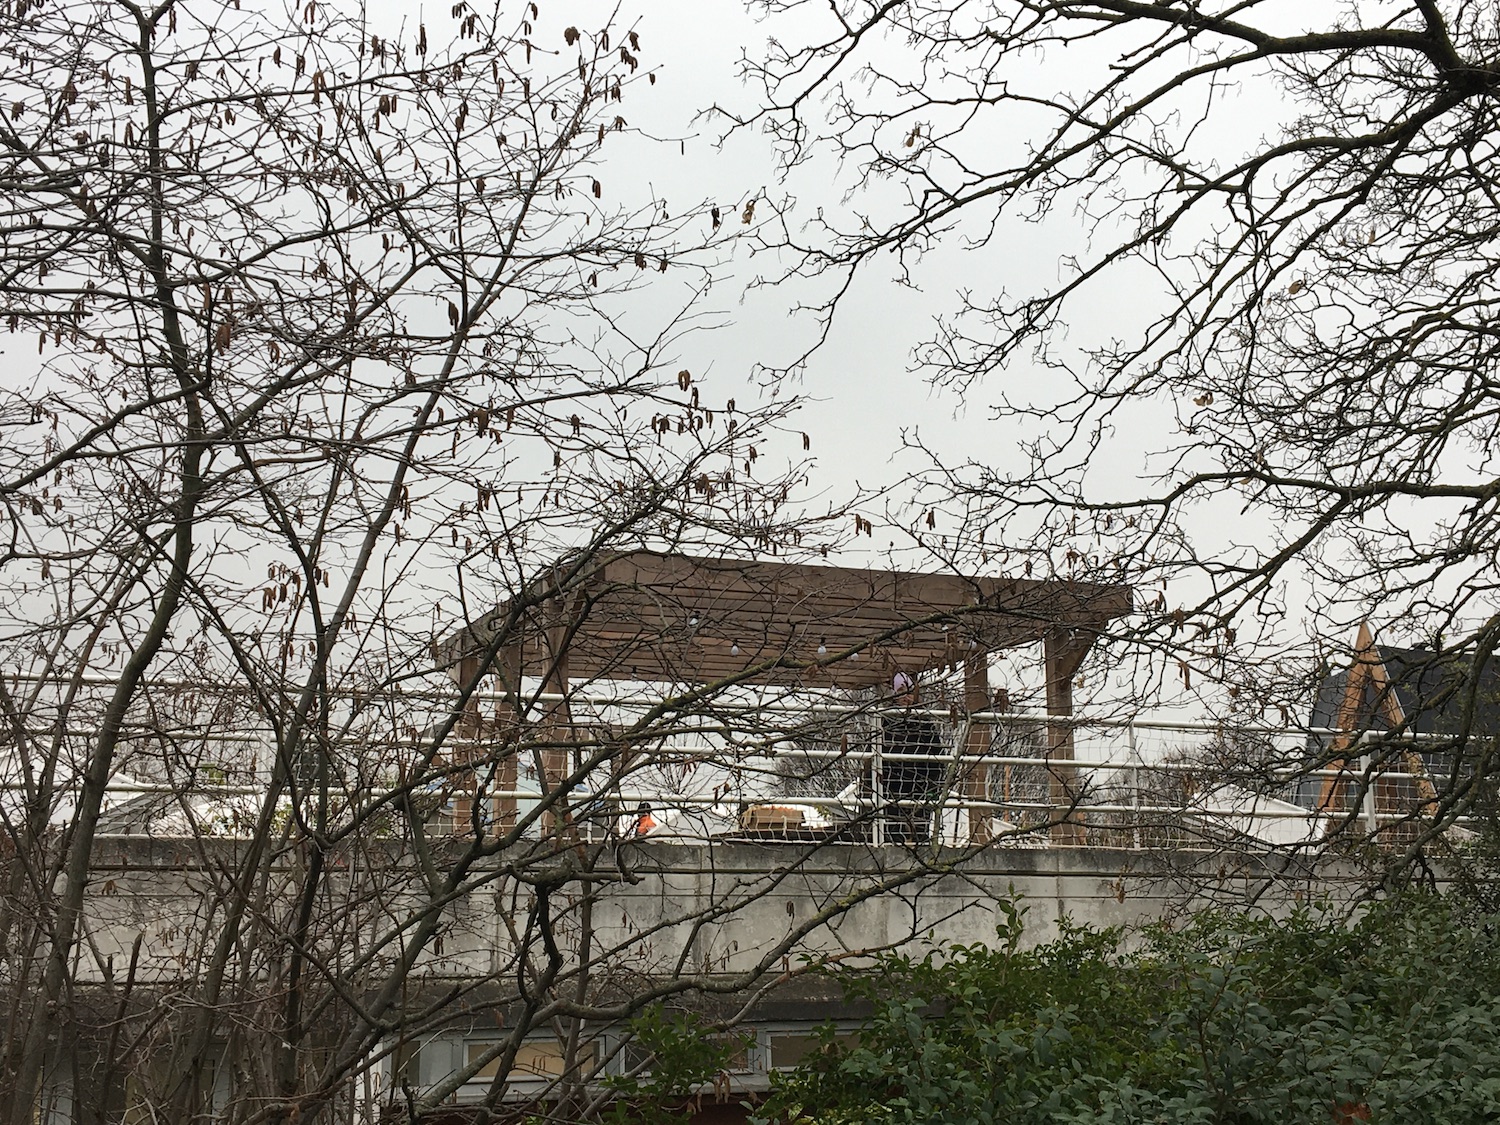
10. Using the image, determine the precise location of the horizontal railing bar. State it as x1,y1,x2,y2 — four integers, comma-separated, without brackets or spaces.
0,671,1458,742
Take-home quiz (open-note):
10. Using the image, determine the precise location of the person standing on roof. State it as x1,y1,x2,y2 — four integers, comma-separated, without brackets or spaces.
631,801,657,837
881,672,947,845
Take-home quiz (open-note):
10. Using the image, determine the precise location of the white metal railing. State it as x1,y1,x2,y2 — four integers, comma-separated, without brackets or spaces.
0,704,1473,849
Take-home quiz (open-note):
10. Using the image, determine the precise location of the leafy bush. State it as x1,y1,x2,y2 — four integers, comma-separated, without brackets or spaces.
602,1005,750,1125
761,896,1500,1125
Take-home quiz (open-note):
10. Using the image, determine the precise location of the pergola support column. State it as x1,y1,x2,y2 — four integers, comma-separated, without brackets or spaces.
963,654,992,845
1045,627,1093,845
491,642,522,834
539,616,575,837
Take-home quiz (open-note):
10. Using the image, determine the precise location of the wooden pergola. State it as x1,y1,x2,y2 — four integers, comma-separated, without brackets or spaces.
439,550,1132,842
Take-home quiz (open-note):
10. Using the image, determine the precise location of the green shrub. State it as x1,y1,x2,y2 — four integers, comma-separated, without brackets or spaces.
760,896,1500,1125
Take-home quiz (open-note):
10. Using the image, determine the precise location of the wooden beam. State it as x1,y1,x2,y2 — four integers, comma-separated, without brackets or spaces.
1045,627,1094,845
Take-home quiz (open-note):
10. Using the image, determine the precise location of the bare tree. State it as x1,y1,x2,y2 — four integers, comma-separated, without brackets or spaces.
0,2,1147,1121
741,0,1500,861
0,0,848,1119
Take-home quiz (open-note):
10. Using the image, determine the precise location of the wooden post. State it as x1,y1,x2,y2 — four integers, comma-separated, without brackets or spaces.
1044,628,1093,845
538,596,580,838
492,641,522,834
964,654,992,844
452,654,482,831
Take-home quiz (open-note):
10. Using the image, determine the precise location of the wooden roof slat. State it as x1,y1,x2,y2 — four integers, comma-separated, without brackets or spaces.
441,550,1129,688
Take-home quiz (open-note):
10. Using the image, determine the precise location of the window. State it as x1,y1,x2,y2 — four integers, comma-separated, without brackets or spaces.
766,1030,858,1069
464,1039,596,1082
616,1032,755,1076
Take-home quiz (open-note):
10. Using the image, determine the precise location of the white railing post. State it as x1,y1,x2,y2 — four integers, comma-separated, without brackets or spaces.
1359,736,1379,835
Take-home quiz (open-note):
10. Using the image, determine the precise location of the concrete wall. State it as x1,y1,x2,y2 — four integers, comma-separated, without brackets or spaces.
36,837,1378,1120
74,837,1367,986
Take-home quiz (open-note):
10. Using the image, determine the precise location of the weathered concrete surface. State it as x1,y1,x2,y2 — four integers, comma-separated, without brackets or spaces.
75,837,1369,986
557,841,1361,972
38,838,1380,1119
